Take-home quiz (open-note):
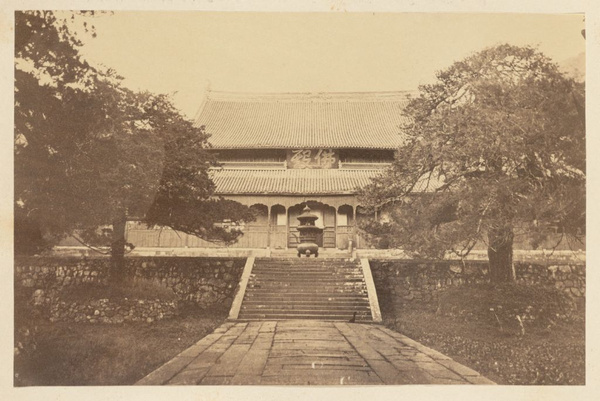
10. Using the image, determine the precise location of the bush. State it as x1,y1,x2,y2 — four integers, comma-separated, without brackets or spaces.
436,283,577,335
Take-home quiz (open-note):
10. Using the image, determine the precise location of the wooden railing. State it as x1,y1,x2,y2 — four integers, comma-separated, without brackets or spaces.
126,224,269,249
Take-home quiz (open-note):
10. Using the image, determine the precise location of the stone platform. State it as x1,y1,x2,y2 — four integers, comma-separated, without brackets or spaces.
136,320,495,385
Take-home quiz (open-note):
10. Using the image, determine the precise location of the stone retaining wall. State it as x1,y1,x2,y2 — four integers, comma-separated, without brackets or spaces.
123,257,245,307
369,259,585,313
49,298,178,324
16,258,109,289
515,263,585,297
15,256,246,310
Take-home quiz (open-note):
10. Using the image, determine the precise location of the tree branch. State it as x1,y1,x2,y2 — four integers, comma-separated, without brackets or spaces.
70,234,111,255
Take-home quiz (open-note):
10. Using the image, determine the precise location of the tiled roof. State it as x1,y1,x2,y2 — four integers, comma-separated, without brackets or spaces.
210,168,442,195
195,91,413,150
210,168,383,195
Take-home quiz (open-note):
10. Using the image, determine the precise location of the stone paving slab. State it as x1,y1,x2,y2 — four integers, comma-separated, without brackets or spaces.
136,320,496,386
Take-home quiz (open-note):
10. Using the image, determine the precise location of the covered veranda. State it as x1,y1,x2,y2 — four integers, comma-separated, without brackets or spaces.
125,194,372,251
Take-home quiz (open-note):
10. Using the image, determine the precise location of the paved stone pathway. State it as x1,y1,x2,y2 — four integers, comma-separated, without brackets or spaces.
136,320,495,385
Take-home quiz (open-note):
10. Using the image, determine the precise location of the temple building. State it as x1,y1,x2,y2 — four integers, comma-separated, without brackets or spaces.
126,91,418,252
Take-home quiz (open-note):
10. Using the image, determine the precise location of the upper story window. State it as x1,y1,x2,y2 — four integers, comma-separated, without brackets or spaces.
211,148,395,169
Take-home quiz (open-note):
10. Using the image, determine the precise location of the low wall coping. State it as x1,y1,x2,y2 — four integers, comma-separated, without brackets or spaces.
228,257,254,320
360,258,383,323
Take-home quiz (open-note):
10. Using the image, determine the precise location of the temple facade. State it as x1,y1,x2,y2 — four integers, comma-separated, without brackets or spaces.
126,91,418,251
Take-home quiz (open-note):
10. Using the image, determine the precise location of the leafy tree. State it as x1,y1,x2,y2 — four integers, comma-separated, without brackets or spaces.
15,11,254,279
359,44,585,282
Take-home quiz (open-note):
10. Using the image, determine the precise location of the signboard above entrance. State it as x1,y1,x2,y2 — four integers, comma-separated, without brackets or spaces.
287,149,339,169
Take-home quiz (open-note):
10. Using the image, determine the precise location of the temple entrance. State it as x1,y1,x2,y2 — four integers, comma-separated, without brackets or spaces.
287,201,336,248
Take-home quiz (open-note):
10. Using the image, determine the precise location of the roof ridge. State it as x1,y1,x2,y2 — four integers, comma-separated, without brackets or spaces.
209,167,385,172
205,90,416,102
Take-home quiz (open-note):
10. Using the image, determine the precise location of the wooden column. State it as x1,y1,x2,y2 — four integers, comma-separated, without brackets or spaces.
353,206,359,249
285,206,290,249
267,205,271,249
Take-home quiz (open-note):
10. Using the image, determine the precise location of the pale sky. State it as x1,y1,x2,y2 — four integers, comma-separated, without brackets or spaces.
71,12,585,119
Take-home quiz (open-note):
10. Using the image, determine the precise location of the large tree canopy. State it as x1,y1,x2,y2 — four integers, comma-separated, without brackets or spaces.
15,11,254,273
359,44,585,282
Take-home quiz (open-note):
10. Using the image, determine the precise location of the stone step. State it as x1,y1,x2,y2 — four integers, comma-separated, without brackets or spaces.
246,289,368,301
244,298,369,305
243,307,371,313
255,258,360,265
242,300,371,307
253,268,362,271
247,287,367,292
254,260,360,267
236,257,371,322
248,279,364,284
249,275,362,279
255,262,359,267
251,268,362,273
250,275,364,280
248,277,365,286
250,272,362,277
244,299,370,304
240,304,371,314
245,296,368,302
257,258,356,260
247,283,366,289
243,296,370,302
243,299,371,305
239,308,371,315
247,280,366,285
251,275,364,278
237,313,372,321
254,263,361,271
250,280,365,284
237,318,373,323
251,273,364,278
247,288,367,294
244,292,369,298
248,279,365,289
250,274,364,279
245,290,368,296
249,273,364,282
242,305,371,312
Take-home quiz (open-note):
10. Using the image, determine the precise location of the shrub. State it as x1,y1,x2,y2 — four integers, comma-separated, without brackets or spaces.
436,283,577,335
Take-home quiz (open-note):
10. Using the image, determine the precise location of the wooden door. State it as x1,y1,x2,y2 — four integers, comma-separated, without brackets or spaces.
322,207,336,248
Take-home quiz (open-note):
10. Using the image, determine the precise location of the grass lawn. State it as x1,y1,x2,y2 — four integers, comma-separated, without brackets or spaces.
14,306,228,386
383,287,585,385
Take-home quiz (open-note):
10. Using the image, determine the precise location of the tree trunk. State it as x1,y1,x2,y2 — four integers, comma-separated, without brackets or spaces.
487,226,515,283
110,211,127,283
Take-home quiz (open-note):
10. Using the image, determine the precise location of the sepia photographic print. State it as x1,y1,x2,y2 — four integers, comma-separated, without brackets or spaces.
5,0,597,400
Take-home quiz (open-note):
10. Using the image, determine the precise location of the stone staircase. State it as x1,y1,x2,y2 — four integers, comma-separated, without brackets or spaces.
237,257,373,322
